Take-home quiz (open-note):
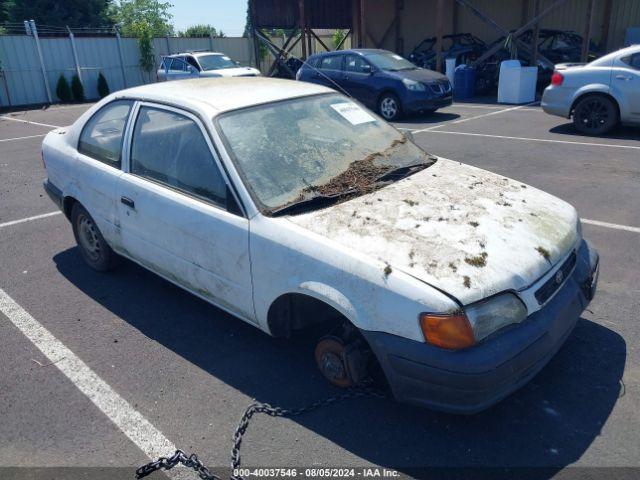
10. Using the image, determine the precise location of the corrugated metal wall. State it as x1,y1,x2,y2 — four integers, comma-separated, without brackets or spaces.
0,35,256,108
365,0,640,56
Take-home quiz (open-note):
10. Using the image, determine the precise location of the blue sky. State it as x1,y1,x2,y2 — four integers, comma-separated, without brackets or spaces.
169,0,247,36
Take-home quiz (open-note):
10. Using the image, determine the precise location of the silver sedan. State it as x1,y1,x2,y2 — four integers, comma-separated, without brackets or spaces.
541,45,640,135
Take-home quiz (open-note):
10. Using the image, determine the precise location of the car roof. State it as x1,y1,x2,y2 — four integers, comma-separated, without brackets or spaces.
114,77,334,115
310,48,389,58
164,51,224,57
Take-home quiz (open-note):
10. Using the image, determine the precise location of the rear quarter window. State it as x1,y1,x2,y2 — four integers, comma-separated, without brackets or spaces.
78,100,133,168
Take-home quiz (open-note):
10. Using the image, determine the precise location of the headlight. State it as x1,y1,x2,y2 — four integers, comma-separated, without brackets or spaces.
465,293,528,342
402,78,426,91
419,293,527,349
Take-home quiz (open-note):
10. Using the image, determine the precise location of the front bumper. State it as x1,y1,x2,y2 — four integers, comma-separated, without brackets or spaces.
401,90,453,113
362,239,599,414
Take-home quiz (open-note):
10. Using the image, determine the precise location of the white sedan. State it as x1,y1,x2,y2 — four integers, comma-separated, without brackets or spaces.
157,51,261,81
42,78,599,413
542,45,640,135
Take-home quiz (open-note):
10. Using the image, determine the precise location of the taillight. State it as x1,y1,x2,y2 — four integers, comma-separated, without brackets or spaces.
551,72,564,86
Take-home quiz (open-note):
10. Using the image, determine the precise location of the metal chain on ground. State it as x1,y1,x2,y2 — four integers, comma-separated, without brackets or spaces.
135,385,386,480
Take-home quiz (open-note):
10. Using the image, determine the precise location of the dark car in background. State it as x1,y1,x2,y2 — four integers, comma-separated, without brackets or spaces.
408,33,486,70
297,49,452,120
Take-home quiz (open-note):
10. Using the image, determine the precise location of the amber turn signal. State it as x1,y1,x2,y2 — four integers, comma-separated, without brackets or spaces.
419,313,476,350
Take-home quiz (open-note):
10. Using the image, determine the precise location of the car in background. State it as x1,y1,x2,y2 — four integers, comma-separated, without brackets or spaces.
408,33,486,71
542,45,640,135
42,77,598,413
296,49,452,121
157,51,261,81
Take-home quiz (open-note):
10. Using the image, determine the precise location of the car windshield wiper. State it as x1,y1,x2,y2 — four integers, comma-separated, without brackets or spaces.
269,190,357,217
374,159,435,183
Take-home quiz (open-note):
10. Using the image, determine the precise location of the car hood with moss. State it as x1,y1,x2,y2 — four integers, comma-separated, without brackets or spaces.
285,158,579,305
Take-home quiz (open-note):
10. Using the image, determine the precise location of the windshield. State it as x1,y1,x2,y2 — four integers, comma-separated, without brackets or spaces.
365,52,417,71
198,54,237,71
217,94,434,214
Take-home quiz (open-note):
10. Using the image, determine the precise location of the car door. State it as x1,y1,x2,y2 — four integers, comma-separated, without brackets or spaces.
311,54,346,92
75,100,134,249
116,102,255,322
612,52,640,122
342,54,376,107
165,57,192,81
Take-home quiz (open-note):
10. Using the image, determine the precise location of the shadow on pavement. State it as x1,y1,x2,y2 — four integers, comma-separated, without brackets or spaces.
549,123,640,141
395,111,460,126
54,248,626,476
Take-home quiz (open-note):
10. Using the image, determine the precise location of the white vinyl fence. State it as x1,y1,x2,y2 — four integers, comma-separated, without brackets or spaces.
0,33,257,108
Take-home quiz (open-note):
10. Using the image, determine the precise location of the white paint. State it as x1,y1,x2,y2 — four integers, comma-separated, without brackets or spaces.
0,288,182,473
413,102,539,133
0,133,47,143
0,211,62,229
0,115,61,129
413,129,640,150
582,218,640,234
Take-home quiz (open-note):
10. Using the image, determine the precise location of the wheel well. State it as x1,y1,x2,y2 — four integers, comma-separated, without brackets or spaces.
267,293,348,338
62,196,78,220
570,92,620,119
377,89,399,107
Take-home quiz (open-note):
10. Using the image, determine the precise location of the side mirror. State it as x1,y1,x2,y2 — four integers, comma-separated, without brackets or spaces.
362,64,373,74
188,65,197,74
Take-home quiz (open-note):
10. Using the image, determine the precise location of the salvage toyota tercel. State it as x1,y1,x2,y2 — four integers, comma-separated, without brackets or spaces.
42,78,599,413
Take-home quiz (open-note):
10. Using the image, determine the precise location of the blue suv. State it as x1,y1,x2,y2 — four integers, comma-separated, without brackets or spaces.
296,49,452,121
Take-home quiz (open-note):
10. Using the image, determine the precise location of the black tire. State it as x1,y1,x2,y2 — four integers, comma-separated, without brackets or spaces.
378,92,402,121
71,203,120,272
573,95,618,135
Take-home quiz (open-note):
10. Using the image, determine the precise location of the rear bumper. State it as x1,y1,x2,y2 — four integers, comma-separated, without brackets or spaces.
541,85,573,118
43,179,63,211
362,239,599,414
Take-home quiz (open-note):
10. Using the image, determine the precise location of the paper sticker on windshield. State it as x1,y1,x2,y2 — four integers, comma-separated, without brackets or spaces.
392,54,403,60
222,56,231,60
330,102,376,125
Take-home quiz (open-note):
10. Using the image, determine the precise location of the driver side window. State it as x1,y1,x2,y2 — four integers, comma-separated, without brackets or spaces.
344,55,371,74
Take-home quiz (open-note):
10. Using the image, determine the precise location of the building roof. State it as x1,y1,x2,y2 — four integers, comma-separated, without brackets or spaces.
115,77,333,115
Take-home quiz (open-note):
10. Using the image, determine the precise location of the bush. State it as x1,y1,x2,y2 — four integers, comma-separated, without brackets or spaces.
71,74,85,102
97,72,110,98
55,75,72,103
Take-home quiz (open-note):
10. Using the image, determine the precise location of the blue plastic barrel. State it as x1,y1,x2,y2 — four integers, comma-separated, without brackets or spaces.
453,66,476,100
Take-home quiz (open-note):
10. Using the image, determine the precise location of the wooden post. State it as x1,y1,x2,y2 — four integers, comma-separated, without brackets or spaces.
250,0,262,70
360,0,366,48
581,0,595,62
299,0,307,59
436,0,444,72
531,0,540,66
395,0,403,54
600,0,613,53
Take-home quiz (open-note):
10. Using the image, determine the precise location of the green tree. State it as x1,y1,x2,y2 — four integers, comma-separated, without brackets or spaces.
179,24,217,37
113,0,173,37
55,75,72,103
97,72,110,98
71,74,85,102
8,0,113,28
0,0,14,24
333,29,347,50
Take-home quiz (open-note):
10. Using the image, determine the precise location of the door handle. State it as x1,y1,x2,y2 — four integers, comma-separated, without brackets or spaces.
615,74,633,81
120,196,135,209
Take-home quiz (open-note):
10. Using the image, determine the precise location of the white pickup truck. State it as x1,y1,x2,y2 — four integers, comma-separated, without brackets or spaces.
42,78,599,413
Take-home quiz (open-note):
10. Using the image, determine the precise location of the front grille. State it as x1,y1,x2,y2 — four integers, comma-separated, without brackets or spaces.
429,81,452,95
534,251,577,305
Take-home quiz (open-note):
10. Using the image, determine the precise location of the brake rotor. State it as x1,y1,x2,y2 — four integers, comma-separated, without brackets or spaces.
314,336,354,388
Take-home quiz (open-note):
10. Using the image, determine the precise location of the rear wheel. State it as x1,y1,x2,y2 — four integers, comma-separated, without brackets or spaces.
573,95,618,135
378,93,402,121
71,203,120,271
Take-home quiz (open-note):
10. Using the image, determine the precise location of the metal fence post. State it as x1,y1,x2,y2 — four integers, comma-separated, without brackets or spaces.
29,20,52,103
165,35,171,54
67,26,83,85
115,27,128,88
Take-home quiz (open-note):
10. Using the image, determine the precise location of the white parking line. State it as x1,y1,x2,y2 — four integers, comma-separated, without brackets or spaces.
414,129,640,150
0,288,181,472
0,115,61,129
0,133,47,143
582,218,640,234
0,211,62,229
